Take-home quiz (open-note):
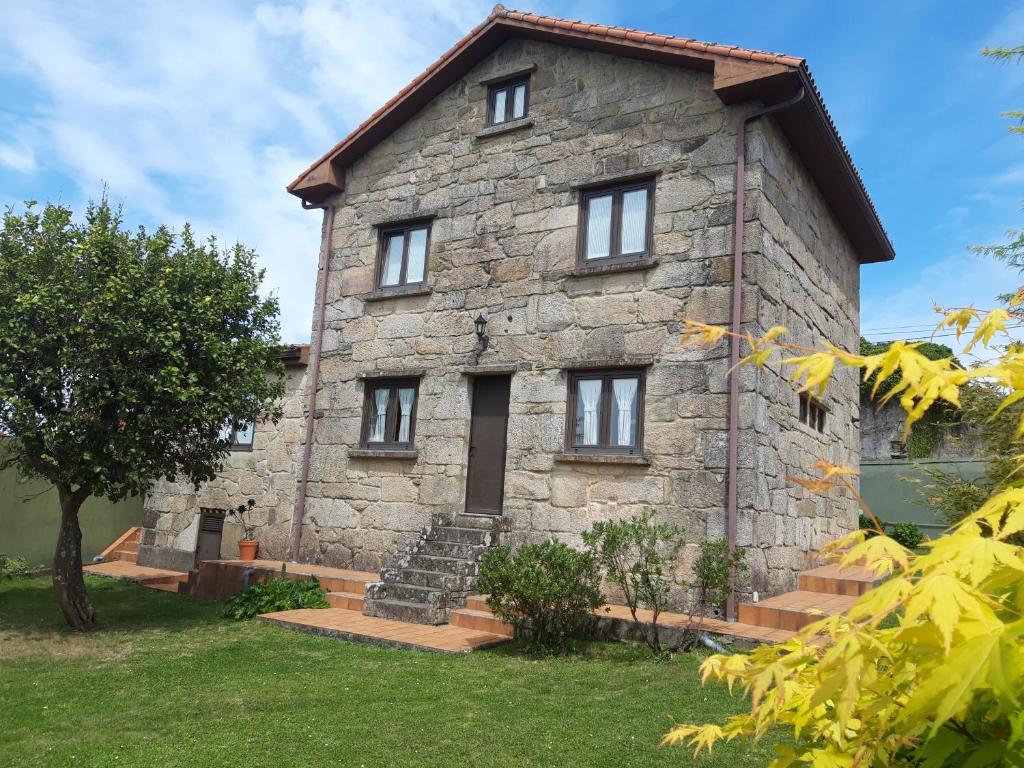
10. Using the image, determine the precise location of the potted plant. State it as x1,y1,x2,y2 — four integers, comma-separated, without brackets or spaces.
229,499,260,560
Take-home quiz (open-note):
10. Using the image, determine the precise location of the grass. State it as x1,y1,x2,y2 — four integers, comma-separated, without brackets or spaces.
0,576,778,768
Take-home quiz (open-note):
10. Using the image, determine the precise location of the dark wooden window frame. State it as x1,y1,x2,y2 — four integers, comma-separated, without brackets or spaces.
487,76,530,126
359,377,421,450
374,220,432,293
799,392,828,433
564,368,646,455
576,177,656,268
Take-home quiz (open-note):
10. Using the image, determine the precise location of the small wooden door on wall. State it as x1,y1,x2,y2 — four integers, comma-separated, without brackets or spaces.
195,508,225,565
465,375,512,516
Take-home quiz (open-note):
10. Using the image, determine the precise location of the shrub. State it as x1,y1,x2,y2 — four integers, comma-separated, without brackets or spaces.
888,520,924,549
582,510,684,654
223,565,328,620
859,512,884,537
0,555,31,579
476,540,603,654
680,539,748,648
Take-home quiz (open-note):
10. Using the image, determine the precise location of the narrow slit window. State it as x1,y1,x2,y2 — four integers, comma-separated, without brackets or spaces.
361,378,420,449
375,221,431,291
799,393,827,434
566,369,645,454
487,76,530,125
578,178,655,266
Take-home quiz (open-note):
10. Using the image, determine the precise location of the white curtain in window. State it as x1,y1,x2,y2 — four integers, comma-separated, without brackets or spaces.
512,84,526,119
493,88,507,122
612,378,638,446
382,234,404,286
405,228,427,283
620,189,648,254
397,388,415,442
577,379,602,445
370,388,390,442
586,195,612,260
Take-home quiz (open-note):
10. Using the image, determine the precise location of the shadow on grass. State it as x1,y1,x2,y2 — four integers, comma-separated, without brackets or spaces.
0,575,224,636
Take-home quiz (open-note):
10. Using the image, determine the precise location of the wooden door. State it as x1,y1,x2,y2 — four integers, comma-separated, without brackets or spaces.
195,511,224,564
465,376,512,516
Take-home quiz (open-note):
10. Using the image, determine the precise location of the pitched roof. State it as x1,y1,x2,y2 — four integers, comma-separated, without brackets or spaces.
288,5,893,264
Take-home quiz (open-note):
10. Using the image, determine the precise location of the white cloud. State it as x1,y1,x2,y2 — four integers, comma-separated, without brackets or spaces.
0,0,489,341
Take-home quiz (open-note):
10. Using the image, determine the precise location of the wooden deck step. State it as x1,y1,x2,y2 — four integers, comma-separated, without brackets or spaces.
325,591,365,611
799,563,877,596
738,590,857,631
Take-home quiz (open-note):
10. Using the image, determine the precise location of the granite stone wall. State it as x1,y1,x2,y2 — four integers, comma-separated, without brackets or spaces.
138,364,307,570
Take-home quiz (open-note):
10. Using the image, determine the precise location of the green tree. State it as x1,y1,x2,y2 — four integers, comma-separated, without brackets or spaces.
0,198,284,630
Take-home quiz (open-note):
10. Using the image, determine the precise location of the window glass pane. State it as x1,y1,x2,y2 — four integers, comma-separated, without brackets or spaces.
369,388,390,442
585,195,612,260
575,379,603,445
234,421,254,446
512,84,526,119
397,387,415,442
610,378,639,447
405,228,427,283
218,421,233,442
381,234,404,286
620,188,648,254
492,88,507,123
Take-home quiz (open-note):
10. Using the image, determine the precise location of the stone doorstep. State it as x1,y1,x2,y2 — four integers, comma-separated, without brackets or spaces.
83,560,189,593
797,563,877,596
738,591,857,632
326,591,365,611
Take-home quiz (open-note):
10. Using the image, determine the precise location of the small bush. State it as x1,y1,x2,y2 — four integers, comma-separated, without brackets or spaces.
223,566,329,620
582,510,684,654
680,539,748,648
888,521,924,549
0,555,32,579
476,540,603,654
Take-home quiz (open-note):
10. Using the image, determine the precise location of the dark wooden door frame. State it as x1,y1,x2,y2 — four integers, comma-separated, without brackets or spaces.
464,375,512,516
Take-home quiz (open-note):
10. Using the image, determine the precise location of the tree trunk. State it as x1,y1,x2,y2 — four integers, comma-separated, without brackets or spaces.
53,485,98,631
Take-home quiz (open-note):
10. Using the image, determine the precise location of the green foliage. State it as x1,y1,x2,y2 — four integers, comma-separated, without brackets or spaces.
0,198,285,500
688,539,748,614
477,540,603,654
887,521,924,549
0,554,32,579
223,566,328,620
859,512,883,537
582,510,684,653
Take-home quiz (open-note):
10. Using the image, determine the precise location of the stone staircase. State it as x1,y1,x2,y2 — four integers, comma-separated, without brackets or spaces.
362,513,506,625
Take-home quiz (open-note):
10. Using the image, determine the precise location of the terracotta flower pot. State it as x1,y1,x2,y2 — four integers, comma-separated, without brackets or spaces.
237,539,259,561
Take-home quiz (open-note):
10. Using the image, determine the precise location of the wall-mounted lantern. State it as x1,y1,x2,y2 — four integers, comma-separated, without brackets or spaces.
474,312,489,351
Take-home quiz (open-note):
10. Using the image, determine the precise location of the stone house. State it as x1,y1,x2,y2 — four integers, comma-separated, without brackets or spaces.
140,6,893,619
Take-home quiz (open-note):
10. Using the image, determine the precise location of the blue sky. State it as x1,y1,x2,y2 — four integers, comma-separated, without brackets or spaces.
1,1,1022,358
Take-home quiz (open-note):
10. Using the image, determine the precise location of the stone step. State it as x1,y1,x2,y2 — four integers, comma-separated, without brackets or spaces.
426,526,493,546
452,513,505,532
369,582,446,606
112,549,139,563
118,541,140,553
738,590,858,632
395,568,458,590
363,597,447,625
415,540,483,560
406,553,479,576
325,591,364,611
798,564,877,597
450,608,514,637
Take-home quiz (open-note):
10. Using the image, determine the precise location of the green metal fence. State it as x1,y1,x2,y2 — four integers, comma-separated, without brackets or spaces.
859,458,986,537
0,467,142,566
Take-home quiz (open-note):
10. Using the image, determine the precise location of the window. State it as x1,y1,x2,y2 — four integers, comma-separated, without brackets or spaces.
565,369,645,454
578,178,655,266
360,378,420,449
799,393,827,433
487,76,529,125
375,221,431,291
219,420,254,451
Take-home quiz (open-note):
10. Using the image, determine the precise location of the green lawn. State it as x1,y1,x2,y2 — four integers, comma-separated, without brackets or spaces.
0,576,776,767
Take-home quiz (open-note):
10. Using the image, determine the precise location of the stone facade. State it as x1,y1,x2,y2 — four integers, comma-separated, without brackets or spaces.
138,363,307,571
142,36,874,597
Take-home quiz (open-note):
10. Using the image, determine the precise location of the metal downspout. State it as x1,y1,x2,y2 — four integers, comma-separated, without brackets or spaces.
289,200,336,562
725,87,805,621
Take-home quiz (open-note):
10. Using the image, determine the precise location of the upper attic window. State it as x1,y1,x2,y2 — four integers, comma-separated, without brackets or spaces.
487,76,529,125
